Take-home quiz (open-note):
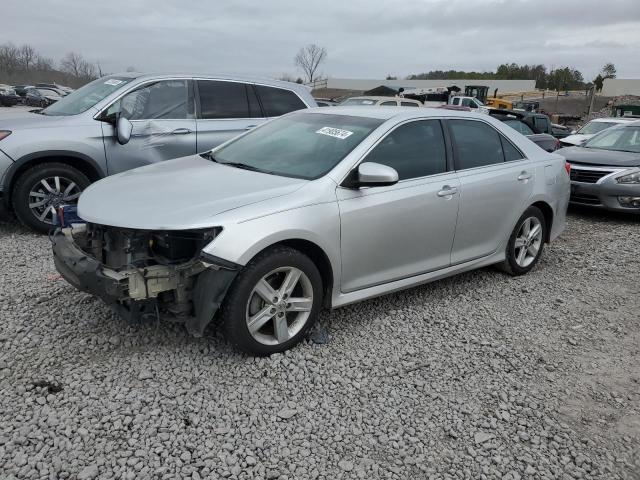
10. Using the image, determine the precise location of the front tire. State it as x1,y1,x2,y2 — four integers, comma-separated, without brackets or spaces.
12,162,90,233
499,206,546,276
220,246,323,356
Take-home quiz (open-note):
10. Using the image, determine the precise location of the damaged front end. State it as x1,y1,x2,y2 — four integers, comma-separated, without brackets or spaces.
51,223,238,336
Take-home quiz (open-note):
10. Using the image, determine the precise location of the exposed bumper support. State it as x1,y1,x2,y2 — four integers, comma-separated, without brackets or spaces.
51,229,238,336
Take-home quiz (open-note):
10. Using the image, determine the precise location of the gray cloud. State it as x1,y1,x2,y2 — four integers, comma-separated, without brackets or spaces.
2,0,640,80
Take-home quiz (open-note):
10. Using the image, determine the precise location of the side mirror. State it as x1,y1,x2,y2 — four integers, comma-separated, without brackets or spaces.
116,115,133,145
350,162,399,188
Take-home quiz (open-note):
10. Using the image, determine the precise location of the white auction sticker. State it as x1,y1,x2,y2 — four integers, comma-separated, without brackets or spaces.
316,127,354,139
104,79,124,86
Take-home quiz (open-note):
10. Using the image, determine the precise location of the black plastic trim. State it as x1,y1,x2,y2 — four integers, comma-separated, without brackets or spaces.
200,252,242,271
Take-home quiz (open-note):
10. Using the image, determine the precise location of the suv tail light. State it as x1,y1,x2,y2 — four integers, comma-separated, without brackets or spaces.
0,130,11,141
564,162,571,175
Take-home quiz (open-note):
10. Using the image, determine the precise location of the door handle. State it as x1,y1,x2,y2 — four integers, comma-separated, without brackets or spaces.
517,171,532,181
437,185,458,197
171,128,193,135
245,125,258,130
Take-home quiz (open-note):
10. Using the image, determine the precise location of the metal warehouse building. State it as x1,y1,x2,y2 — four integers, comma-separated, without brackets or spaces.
322,78,536,94
602,78,640,96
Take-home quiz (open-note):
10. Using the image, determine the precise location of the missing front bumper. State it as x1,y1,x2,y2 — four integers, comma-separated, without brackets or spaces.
51,228,237,336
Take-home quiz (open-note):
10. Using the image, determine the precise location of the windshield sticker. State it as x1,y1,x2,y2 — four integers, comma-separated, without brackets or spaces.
316,127,354,140
104,79,124,86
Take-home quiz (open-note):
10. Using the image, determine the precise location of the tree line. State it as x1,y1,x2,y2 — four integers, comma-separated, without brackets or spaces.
0,42,100,87
406,63,617,92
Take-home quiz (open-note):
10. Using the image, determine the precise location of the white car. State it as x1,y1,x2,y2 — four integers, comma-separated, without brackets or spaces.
449,96,489,114
340,96,422,107
560,117,637,147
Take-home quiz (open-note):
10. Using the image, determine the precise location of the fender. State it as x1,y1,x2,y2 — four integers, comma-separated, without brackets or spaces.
2,150,106,208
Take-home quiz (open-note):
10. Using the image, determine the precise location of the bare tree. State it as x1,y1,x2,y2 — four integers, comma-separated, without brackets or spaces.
294,44,327,83
17,44,36,71
277,72,296,82
602,63,616,79
61,51,96,81
0,42,20,73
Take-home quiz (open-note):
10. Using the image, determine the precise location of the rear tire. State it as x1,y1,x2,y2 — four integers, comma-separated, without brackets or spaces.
498,206,546,276
12,162,90,233
219,246,323,356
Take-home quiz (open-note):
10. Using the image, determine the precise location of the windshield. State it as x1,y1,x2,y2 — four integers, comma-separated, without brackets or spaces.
584,126,640,153
341,98,378,106
211,112,383,179
577,121,615,135
42,75,135,116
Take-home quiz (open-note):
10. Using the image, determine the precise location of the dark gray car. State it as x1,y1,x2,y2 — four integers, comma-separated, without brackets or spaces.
0,73,316,232
558,121,640,212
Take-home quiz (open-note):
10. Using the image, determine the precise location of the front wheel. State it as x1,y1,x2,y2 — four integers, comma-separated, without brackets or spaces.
12,162,90,233
219,246,323,356
498,206,546,276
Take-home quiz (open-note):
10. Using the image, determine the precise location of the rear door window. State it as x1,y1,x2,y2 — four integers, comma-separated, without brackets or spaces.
448,119,505,169
254,85,306,117
197,80,256,119
380,101,397,106
401,101,419,107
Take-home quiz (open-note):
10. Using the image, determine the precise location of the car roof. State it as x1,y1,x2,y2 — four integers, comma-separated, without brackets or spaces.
117,72,311,94
590,117,638,123
303,105,491,121
345,96,407,102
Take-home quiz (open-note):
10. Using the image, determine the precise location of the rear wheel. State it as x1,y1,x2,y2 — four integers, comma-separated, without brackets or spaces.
12,163,90,233
220,246,323,356
499,206,546,276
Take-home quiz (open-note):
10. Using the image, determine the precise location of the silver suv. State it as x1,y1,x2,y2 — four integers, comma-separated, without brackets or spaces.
0,73,316,232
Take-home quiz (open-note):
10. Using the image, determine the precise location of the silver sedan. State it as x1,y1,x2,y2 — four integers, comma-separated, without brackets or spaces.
52,107,570,355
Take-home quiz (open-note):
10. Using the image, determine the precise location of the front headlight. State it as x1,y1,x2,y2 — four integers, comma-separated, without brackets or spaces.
617,171,640,184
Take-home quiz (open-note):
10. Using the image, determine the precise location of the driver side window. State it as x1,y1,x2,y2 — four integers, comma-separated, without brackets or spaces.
364,120,447,180
106,80,193,120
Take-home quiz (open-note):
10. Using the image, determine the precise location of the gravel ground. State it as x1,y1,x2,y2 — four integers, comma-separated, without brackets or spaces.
0,207,638,480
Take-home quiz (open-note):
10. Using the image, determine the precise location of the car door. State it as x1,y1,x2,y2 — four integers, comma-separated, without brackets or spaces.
337,119,460,292
446,119,535,264
194,80,265,152
102,79,197,174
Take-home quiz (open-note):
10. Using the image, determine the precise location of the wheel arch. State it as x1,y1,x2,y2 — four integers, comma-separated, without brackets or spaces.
530,200,553,243
3,151,105,209
249,238,335,308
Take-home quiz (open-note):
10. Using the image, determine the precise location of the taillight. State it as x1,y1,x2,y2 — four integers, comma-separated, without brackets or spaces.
0,130,11,141
554,138,561,150
564,162,571,175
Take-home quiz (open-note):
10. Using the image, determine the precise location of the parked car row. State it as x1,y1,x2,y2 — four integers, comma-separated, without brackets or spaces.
0,82,73,107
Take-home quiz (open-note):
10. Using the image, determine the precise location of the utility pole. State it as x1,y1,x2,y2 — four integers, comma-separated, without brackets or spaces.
587,86,596,118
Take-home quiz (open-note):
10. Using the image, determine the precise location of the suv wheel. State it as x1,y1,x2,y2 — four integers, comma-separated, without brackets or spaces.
220,246,323,356
499,206,546,276
12,162,90,233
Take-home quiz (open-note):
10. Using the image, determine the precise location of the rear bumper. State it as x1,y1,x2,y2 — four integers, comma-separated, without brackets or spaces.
570,181,640,212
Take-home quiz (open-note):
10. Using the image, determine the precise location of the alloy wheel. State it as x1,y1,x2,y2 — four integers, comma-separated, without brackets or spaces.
514,216,543,268
245,266,313,346
28,176,82,225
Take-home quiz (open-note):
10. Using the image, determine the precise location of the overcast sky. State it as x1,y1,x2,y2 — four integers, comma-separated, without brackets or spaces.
3,0,640,80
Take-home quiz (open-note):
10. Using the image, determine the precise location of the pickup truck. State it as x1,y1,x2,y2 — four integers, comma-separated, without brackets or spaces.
448,96,489,113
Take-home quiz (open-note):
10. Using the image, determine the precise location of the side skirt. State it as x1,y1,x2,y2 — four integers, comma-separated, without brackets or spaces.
330,251,505,309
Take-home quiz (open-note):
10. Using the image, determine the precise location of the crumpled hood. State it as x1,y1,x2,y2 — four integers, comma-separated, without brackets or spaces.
78,156,307,229
557,146,640,168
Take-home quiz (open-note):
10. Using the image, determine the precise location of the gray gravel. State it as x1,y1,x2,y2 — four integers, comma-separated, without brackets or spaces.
0,207,639,479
